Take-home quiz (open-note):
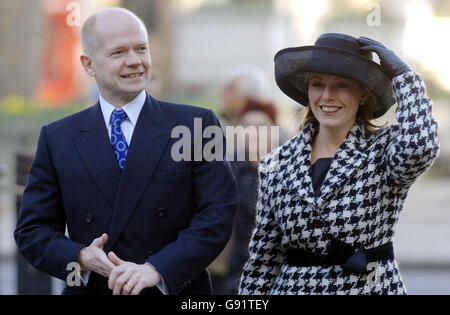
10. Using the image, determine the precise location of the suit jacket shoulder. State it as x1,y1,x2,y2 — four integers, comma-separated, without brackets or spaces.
42,105,97,137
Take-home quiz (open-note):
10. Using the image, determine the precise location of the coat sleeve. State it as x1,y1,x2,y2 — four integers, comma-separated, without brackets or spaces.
14,126,86,281
239,160,285,295
145,110,238,295
385,71,440,186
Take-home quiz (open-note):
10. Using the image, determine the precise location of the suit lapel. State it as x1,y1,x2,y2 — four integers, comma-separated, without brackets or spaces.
105,95,177,252
281,123,316,206
72,103,122,207
317,123,369,208
280,123,370,209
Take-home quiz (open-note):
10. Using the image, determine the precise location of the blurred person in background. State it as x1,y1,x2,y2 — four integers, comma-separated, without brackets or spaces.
209,64,272,292
218,64,271,126
239,33,440,295
224,106,278,295
218,64,290,148
14,7,237,295
210,64,289,293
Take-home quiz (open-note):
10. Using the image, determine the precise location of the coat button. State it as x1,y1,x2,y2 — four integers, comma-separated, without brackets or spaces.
157,208,166,217
84,214,93,224
146,250,154,256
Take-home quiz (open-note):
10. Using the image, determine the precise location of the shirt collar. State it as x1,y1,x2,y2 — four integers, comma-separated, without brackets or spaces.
99,90,147,127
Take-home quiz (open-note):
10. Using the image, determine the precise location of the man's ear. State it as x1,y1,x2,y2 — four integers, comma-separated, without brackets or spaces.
80,54,95,77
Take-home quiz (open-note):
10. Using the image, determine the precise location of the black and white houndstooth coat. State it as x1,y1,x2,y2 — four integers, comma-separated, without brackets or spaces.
239,71,440,295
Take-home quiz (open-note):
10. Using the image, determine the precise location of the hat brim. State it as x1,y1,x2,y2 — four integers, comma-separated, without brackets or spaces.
274,46,396,118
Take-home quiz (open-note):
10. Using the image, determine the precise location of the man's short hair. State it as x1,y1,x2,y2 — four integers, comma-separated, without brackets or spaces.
81,8,148,57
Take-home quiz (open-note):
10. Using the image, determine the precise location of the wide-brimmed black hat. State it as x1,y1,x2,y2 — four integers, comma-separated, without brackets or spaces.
274,33,395,118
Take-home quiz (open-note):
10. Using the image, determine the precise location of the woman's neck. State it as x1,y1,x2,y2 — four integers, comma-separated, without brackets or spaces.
311,123,354,164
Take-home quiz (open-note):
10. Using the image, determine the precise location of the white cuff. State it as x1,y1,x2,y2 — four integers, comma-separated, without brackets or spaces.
145,262,169,295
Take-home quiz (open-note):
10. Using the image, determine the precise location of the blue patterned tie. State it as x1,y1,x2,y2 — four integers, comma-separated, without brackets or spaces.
110,109,129,171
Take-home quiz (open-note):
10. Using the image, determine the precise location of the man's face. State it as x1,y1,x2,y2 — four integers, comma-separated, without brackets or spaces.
90,16,152,105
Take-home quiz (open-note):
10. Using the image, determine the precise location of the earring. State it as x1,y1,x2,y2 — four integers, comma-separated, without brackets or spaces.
360,101,365,106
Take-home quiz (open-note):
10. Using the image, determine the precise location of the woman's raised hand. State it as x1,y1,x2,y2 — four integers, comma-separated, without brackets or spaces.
358,36,411,79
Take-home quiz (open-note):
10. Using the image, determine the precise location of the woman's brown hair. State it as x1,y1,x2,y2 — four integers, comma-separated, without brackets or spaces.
298,73,386,135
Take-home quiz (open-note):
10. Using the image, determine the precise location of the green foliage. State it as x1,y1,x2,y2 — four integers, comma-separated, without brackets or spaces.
0,95,85,119
163,95,220,114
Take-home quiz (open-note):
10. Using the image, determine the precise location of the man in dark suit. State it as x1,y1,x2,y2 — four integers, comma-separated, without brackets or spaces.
14,8,238,295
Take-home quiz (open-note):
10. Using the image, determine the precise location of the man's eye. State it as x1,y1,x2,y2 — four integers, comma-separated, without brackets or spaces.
112,51,123,56
311,82,323,87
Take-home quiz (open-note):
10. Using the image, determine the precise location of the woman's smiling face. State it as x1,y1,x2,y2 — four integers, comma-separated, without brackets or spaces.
307,73,368,131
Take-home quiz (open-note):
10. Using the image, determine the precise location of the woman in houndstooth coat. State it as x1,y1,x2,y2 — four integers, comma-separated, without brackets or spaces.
239,34,440,295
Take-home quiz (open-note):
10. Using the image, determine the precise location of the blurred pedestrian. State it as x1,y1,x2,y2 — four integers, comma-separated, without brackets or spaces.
218,64,270,126
208,64,272,293
210,65,289,293
225,109,276,294
240,33,440,295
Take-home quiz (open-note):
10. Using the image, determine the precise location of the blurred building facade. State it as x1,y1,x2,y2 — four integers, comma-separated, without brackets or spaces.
0,1,43,100
0,0,449,295
1,0,450,106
